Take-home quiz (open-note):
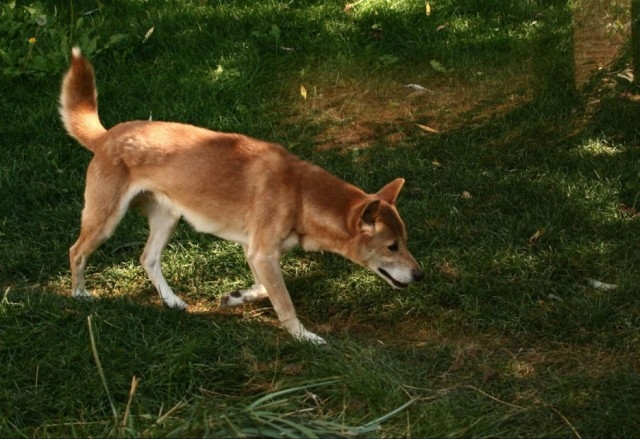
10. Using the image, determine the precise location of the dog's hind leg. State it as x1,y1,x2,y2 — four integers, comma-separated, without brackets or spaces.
139,197,185,309
220,244,269,307
69,162,129,299
70,218,121,299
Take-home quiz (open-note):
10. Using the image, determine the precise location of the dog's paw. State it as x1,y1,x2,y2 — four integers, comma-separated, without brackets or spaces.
72,288,92,299
221,284,268,307
295,329,327,345
163,295,187,310
220,290,244,307
285,320,326,345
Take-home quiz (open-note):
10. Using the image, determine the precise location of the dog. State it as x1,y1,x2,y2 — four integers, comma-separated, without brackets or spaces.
59,47,423,344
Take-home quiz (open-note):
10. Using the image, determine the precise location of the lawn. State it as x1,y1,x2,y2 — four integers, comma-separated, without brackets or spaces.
1,0,639,437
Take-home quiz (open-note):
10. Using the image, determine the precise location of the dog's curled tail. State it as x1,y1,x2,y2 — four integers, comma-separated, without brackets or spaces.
59,47,106,152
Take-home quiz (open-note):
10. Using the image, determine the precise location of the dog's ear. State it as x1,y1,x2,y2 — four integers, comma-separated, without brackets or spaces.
358,199,380,231
376,178,405,205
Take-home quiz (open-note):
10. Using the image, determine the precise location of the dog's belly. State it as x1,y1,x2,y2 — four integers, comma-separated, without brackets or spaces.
179,205,301,251
146,190,301,250
181,208,249,245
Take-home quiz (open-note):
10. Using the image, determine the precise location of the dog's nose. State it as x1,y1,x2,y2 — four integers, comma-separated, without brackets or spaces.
412,269,424,283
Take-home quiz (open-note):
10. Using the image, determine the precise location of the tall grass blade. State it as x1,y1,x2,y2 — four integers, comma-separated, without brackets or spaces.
121,375,139,428
247,378,341,410
352,398,416,434
86,314,118,424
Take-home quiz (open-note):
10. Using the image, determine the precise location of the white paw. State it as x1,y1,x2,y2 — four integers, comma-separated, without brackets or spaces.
163,295,187,310
72,288,92,298
220,290,244,307
220,284,267,307
285,320,326,345
294,328,327,345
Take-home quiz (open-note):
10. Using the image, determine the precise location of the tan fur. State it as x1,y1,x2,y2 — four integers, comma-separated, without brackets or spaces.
59,48,423,344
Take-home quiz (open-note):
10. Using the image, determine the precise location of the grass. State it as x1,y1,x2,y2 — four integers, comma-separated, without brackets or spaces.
1,0,640,436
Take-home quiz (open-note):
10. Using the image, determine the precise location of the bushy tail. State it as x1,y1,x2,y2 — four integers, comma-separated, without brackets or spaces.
59,47,106,152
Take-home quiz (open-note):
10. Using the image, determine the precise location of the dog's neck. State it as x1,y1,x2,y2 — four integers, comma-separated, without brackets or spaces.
291,161,368,256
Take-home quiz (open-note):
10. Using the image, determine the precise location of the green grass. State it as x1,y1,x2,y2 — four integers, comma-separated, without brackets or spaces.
2,0,640,436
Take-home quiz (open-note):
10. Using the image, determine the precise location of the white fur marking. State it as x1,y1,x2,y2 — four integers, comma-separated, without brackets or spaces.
221,284,268,307
282,318,326,345
140,196,186,309
72,288,92,298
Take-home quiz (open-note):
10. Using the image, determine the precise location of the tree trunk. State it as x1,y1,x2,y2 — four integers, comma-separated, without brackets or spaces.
632,0,640,82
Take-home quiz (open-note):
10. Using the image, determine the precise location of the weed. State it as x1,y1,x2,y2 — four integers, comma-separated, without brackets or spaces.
0,1,128,78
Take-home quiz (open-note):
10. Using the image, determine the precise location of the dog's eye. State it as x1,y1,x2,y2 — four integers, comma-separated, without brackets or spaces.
387,242,399,252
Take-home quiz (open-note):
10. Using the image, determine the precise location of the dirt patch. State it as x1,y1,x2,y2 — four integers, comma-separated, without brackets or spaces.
295,69,535,150
289,1,629,152
573,0,629,87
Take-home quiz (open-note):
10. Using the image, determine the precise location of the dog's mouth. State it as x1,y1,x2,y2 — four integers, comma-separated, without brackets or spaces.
378,268,408,289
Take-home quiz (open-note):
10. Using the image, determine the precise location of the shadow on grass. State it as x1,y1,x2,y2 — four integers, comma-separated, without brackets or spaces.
0,288,298,431
0,287,428,436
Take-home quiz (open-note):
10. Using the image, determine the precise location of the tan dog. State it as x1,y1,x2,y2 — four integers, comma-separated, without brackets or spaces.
59,48,423,344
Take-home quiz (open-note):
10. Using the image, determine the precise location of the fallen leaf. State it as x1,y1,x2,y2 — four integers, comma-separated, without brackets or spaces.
404,83,428,91
300,84,307,100
431,159,442,167
436,24,447,31
426,2,431,16
618,203,639,217
461,191,472,199
527,228,545,246
143,26,155,43
585,278,617,291
416,123,439,133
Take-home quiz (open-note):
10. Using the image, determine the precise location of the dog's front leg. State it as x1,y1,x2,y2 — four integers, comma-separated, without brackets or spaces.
247,250,326,345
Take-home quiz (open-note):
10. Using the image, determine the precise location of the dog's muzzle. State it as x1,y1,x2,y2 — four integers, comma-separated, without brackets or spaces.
378,267,424,289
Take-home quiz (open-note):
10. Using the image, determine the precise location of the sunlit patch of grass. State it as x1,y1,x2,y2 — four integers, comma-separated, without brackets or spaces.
573,137,626,157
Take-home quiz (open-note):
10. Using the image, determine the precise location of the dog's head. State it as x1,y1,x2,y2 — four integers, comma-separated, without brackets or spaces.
346,178,423,288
